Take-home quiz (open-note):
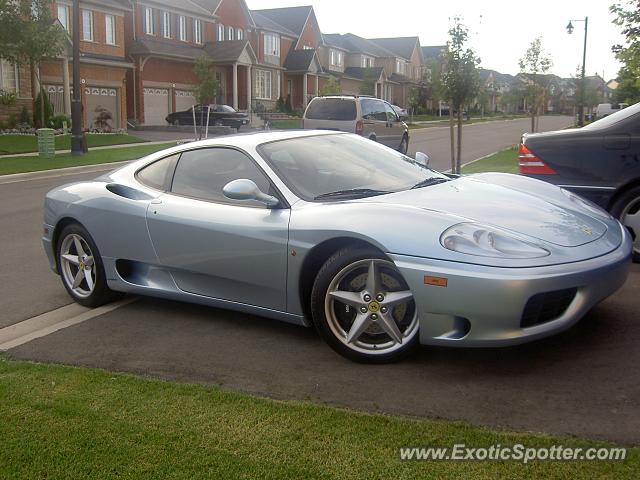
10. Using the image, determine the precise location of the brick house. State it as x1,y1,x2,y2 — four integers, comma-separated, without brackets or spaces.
0,61,33,126
252,5,326,110
40,0,133,130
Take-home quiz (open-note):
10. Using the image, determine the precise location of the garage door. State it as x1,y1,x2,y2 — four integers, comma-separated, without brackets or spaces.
143,87,169,125
85,87,119,129
175,90,196,113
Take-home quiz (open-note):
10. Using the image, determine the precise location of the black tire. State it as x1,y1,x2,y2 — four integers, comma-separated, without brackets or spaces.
310,246,419,363
398,134,409,154
610,186,640,262
56,223,122,307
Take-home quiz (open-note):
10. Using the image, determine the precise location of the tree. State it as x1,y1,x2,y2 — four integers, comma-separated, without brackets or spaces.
0,0,66,128
359,68,376,96
320,76,341,95
441,18,481,174
610,1,640,104
519,38,552,132
193,56,219,105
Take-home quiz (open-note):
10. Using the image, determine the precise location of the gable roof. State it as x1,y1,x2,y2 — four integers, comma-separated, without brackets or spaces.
251,5,313,35
421,45,446,60
130,37,255,64
322,33,394,57
251,11,298,38
343,67,385,81
142,0,219,16
283,48,316,72
369,37,419,60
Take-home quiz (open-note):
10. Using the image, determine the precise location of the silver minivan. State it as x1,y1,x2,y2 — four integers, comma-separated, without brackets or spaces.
302,95,409,154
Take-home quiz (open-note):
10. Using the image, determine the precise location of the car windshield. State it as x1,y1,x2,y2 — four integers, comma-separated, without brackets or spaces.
258,134,449,201
583,101,640,130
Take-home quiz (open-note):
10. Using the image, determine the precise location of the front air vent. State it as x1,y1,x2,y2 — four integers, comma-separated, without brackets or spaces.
521,288,578,328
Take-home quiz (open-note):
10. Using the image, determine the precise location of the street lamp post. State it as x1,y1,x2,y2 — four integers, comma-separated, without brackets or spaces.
566,17,589,127
71,0,84,155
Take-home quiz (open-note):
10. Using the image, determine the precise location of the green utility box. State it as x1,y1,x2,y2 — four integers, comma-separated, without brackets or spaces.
37,128,56,158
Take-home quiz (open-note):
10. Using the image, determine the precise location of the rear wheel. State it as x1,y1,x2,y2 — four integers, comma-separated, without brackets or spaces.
310,247,419,363
611,186,640,262
57,224,122,307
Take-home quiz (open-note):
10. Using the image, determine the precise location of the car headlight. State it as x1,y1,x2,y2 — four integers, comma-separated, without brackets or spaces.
440,223,550,258
560,188,612,219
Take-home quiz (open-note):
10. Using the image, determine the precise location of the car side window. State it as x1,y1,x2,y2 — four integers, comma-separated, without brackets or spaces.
384,102,399,122
170,148,273,207
362,99,387,121
136,154,180,191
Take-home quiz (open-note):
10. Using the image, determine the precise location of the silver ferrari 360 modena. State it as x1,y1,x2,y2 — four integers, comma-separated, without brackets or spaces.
43,131,632,362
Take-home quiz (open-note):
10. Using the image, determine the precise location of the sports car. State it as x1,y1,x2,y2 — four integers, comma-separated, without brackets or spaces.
42,131,632,362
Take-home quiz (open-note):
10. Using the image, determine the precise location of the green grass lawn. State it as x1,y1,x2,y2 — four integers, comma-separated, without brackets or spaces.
0,142,176,175
270,118,303,129
0,133,147,155
0,357,636,479
462,147,519,174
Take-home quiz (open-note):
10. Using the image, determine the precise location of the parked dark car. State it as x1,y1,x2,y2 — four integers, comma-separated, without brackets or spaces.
166,104,249,129
520,101,640,260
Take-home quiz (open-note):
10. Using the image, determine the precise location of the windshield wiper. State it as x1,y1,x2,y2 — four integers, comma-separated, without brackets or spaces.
411,177,450,189
314,188,392,200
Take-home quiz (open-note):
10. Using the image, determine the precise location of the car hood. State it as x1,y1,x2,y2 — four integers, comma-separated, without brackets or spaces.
361,176,607,247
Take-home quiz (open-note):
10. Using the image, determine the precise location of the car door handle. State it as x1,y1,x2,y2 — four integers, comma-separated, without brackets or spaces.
151,198,163,205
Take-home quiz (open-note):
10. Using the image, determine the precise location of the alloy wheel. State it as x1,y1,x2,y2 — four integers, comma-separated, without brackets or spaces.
621,196,640,256
59,233,97,298
324,259,418,355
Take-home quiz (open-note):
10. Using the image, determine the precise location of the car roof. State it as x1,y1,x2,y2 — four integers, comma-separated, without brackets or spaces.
176,129,342,151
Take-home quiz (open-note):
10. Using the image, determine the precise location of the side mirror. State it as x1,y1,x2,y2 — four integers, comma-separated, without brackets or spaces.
223,179,279,207
415,152,430,168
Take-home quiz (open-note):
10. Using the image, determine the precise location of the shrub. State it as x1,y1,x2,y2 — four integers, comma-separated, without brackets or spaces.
0,89,17,106
7,113,18,128
19,106,31,126
275,96,285,113
33,89,54,128
49,114,71,129
285,94,292,113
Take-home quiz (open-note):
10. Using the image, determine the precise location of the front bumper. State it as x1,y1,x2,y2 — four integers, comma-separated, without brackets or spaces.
390,225,632,347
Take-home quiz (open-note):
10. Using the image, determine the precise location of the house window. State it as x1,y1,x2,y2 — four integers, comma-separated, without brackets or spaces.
302,45,312,50
0,60,18,93
178,16,187,41
264,33,280,58
361,56,373,68
227,26,234,41
330,50,342,67
218,23,225,41
105,14,116,45
255,69,272,100
162,11,171,38
82,10,93,41
144,7,154,35
194,19,202,44
237,28,243,40
57,5,69,31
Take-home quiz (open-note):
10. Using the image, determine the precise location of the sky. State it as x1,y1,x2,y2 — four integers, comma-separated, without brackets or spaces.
246,0,626,80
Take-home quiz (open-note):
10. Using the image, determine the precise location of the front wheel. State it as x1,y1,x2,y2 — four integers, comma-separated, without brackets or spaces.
611,186,640,262
398,134,409,155
57,223,122,307
310,247,419,363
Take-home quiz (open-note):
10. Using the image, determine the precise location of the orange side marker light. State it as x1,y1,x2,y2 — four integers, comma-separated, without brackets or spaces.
424,276,448,287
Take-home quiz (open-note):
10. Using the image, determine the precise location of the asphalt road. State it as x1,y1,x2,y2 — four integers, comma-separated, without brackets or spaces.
407,115,573,171
2,115,639,446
